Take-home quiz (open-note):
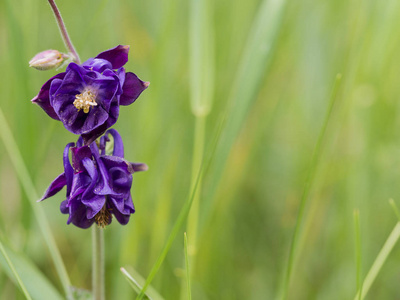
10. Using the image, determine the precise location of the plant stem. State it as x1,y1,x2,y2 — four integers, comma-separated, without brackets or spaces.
92,226,105,300
47,0,80,63
187,114,206,257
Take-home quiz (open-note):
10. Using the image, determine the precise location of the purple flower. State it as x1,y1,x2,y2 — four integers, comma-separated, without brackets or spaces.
38,129,148,228
32,45,149,145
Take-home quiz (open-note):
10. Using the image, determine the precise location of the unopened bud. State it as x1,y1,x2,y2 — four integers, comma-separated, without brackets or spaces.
29,50,68,70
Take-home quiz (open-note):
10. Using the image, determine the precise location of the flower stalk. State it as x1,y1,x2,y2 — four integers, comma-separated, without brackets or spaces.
47,0,80,64
92,225,105,300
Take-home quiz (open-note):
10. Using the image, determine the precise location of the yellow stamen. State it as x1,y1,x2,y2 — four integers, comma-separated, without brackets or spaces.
73,89,97,113
95,205,112,228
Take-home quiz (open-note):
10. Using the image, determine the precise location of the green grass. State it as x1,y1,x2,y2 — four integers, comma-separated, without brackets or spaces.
1,0,400,299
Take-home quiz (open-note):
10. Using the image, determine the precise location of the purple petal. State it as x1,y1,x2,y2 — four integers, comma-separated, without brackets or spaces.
120,72,149,106
81,157,102,200
38,173,66,202
81,95,120,145
60,199,68,214
99,134,110,155
81,195,106,219
82,73,119,112
67,198,96,228
31,72,65,120
105,129,124,157
95,45,130,69
69,172,91,200
90,143,121,196
71,146,92,172
82,58,113,73
81,123,109,146
109,194,135,225
116,68,126,90
63,143,75,196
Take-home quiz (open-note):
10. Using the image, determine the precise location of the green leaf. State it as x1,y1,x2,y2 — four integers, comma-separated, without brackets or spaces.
0,241,63,300
120,267,164,300
354,222,400,300
0,107,72,299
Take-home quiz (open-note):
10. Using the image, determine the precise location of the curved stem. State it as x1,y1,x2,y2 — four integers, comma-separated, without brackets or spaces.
47,0,81,63
92,226,105,300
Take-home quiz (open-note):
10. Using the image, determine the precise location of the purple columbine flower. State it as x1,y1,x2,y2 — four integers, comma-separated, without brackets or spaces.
38,129,148,228
32,45,149,145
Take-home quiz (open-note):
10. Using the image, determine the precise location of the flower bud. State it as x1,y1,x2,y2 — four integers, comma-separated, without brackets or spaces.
29,50,67,70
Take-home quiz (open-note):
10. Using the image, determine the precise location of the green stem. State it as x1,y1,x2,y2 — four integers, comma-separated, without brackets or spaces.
187,115,206,256
47,0,81,63
92,226,105,300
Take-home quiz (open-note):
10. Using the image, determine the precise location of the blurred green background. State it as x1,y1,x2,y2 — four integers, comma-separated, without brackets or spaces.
1,0,400,299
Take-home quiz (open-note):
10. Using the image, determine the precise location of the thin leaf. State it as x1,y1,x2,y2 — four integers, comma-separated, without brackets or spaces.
202,0,287,228
389,199,400,221
0,107,72,299
0,238,32,300
120,267,164,300
279,74,342,300
0,240,63,300
354,222,400,300
136,116,225,300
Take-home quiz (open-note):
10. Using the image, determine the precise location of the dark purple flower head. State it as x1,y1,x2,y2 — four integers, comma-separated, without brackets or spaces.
38,129,148,229
32,45,149,145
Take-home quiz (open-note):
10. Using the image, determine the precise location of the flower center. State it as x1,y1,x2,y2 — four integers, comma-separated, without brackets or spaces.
95,204,112,228
73,89,97,113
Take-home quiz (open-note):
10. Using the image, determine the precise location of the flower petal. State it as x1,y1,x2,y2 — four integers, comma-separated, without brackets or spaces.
31,72,65,120
81,97,119,145
63,143,75,196
109,194,135,225
90,143,121,196
82,195,106,219
82,58,113,73
38,173,66,202
120,72,149,106
71,146,92,172
67,198,96,228
105,129,124,158
95,45,130,69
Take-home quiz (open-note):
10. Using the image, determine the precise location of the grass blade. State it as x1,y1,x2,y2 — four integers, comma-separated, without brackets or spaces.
0,107,72,299
0,238,63,300
136,116,224,300
202,0,287,225
279,74,342,300
354,222,400,300
0,238,32,300
354,209,362,300
184,233,192,300
189,0,214,116
389,199,400,221
120,267,164,300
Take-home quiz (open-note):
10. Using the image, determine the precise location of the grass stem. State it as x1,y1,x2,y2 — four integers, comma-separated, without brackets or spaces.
92,226,105,300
